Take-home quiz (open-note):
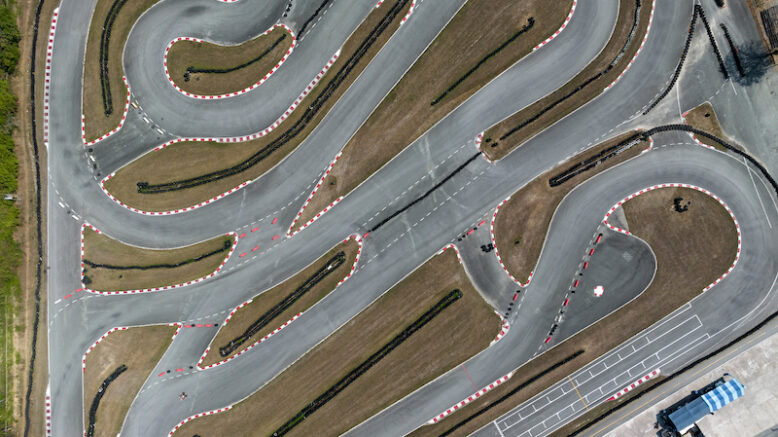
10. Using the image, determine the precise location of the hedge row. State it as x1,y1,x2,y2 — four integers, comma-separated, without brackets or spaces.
720,23,745,77
137,0,411,194
270,289,463,437
430,17,535,106
184,33,288,79
498,0,642,142
85,364,127,437
82,239,232,271
218,251,347,357
98,0,128,117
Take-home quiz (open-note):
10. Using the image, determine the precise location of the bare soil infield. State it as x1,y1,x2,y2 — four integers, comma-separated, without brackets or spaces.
494,131,649,284
483,0,652,161
409,187,737,437
103,0,411,212
165,26,293,96
684,102,732,152
82,228,232,291
201,239,359,367
297,0,573,231
177,249,500,437
83,325,175,437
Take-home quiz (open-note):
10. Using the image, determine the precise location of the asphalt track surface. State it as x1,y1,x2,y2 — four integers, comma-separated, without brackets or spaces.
40,0,778,436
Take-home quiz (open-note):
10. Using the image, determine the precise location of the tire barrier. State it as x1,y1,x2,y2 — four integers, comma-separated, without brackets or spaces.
85,364,127,437
430,18,535,106
643,5,728,115
80,224,239,295
499,0,642,142
436,350,584,435
298,0,333,38
720,23,746,77
605,0,655,91
24,1,49,435
548,132,644,187
367,152,481,233
270,289,463,437
183,33,288,79
82,239,232,271
98,0,128,116
602,183,741,292
137,0,411,194
217,251,346,357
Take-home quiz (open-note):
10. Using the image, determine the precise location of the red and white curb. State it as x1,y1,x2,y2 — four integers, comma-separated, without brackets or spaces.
607,369,660,400
437,243,464,263
45,386,52,436
100,50,340,216
288,152,343,236
490,197,533,287
681,109,717,151
400,0,417,25
42,8,59,148
533,0,577,52
82,76,131,145
80,223,239,295
604,0,655,90
81,327,128,372
490,311,510,345
603,184,740,292
474,132,496,164
427,372,514,424
196,234,363,370
168,406,233,436
163,24,296,99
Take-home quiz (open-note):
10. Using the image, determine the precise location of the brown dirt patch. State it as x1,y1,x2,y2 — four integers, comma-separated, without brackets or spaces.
298,0,573,231
410,187,737,437
83,0,159,142
177,249,500,437
201,239,359,367
165,26,293,96
684,102,732,152
483,0,652,160
82,228,232,291
103,0,411,212
494,132,649,284
83,325,175,437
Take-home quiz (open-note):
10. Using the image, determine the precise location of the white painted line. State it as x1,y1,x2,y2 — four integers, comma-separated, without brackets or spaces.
743,156,772,228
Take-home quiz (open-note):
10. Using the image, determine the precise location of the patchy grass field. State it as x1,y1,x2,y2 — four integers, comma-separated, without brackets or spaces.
83,0,158,141
410,187,737,437
165,26,293,96
297,0,573,231
494,132,649,284
103,0,411,212
82,228,232,291
684,102,733,151
483,0,652,160
201,239,359,367
177,249,500,437
83,325,175,437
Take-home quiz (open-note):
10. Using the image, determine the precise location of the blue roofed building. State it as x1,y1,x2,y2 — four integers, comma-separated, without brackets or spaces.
668,378,746,435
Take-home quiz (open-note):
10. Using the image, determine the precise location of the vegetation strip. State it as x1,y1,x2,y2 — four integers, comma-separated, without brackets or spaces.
85,365,127,437
368,152,481,232
430,18,535,106
439,351,584,437
98,0,127,116
184,34,288,78
82,240,232,271
271,289,463,437
498,0,642,143
218,251,347,357
136,0,410,194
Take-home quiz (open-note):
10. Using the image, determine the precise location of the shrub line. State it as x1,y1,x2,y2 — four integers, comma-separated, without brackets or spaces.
98,0,128,116
82,239,232,271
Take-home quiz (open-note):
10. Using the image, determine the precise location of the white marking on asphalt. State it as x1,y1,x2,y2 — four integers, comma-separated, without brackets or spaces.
743,156,772,228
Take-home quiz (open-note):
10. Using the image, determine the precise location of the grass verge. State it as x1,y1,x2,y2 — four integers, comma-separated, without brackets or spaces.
165,25,293,96
103,0,412,212
409,187,737,437
482,0,652,160
297,0,573,231
81,228,233,291
684,102,732,152
494,131,649,284
177,249,500,437
83,0,158,142
83,325,175,437
200,238,359,367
